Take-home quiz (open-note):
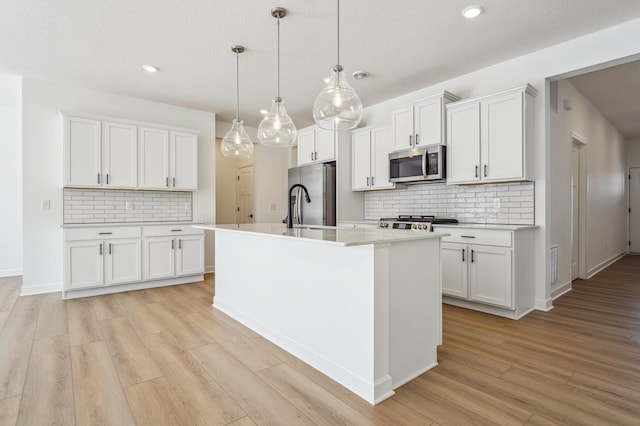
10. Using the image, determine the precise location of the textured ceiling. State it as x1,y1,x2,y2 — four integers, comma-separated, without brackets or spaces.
1,0,640,129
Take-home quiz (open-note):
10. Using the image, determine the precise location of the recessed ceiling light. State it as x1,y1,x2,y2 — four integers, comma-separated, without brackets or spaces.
461,5,484,19
142,64,159,73
352,71,369,80
259,109,269,115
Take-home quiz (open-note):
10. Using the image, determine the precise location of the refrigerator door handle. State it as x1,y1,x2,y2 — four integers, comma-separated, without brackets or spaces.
296,187,303,224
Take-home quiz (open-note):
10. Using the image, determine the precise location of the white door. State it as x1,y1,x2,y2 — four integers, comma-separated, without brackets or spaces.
391,105,414,150
105,238,141,285
469,245,512,308
297,129,316,166
414,98,442,146
143,236,175,280
441,242,468,298
170,131,198,190
176,235,204,276
65,240,104,289
446,102,481,184
102,122,137,188
138,127,170,189
351,130,371,190
315,129,336,162
237,165,255,224
629,167,640,253
64,116,102,187
480,92,524,182
371,126,395,190
571,146,580,279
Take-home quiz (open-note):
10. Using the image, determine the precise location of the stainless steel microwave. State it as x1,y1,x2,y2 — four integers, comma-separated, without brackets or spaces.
389,145,446,183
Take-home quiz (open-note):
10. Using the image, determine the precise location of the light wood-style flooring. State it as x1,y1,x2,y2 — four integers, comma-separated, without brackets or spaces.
1,255,639,425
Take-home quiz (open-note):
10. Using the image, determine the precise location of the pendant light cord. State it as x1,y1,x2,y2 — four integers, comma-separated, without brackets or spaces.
336,0,340,66
235,50,240,120
277,14,280,98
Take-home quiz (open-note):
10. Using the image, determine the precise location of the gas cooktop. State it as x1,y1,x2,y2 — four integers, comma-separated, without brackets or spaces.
379,215,459,224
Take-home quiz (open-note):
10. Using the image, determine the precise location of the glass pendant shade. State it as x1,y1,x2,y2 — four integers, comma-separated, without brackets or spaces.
258,97,297,148
221,119,254,160
313,65,363,130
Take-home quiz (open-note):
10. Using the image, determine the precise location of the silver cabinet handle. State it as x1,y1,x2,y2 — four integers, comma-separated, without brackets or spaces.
475,165,479,178
99,243,103,255
178,239,182,249
173,177,176,187
171,229,183,232
171,239,174,250
97,173,101,184
366,177,369,186
471,249,475,263
166,177,169,187
484,164,488,177
311,152,314,161
462,248,465,262
415,134,419,146
106,173,109,184
409,135,413,146
98,232,112,235
371,176,375,186
461,235,476,239
108,243,112,255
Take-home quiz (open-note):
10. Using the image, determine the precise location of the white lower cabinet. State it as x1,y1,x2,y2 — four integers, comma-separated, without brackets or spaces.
435,226,534,319
64,224,204,298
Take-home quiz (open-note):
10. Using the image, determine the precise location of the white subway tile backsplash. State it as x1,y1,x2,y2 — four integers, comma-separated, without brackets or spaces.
364,181,534,225
63,189,193,224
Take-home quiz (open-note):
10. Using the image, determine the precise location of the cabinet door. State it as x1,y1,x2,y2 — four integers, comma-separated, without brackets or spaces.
142,237,175,280
414,98,443,146
105,238,142,285
170,131,198,190
468,245,513,307
65,240,104,289
441,242,468,298
64,116,101,187
297,129,316,166
351,130,371,191
391,105,414,150
315,129,336,162
446,102,481,184
138,127,170,189
175,235,204,276
481,92,524,182
371,126,395,190
102,122,137,188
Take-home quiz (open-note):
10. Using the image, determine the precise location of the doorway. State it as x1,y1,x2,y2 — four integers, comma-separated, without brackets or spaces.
237,165,255,224
628,167,640,253
571,132,587,280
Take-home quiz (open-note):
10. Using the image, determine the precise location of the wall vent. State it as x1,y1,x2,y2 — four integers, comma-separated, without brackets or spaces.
550,245,558,284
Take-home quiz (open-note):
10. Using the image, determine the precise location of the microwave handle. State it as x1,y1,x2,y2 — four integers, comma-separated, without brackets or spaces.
422,149,428,178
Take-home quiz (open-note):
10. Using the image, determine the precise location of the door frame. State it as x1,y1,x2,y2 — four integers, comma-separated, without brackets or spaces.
236,164,255,224
571,132,588,280
627,166,640,254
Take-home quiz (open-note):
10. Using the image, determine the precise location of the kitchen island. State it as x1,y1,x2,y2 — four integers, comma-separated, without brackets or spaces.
195,223,447,404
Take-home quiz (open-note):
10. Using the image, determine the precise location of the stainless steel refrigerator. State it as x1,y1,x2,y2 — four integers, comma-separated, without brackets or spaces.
287,162,336,226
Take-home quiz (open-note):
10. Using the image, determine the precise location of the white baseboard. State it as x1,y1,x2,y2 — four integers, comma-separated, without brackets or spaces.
21,282,62,296
551,281,572,300
62,274,204,299
534,297,553,312
205,265,215,273
587,251,625,278
0,268,23,278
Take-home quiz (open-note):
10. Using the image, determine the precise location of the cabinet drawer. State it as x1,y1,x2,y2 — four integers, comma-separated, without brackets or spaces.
142,224,203,237
435,227,512,247
65,226,141,241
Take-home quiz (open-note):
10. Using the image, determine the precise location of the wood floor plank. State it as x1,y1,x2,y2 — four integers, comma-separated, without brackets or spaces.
67,298,103,346
91,293,124,320
114,292,166,336
35,294,68,340
437,342,511,377
0,277,21,312
226,416,257,426
71,341,135,425
190,342,316,425
4,295,42,328
258,362,375,425
142,331,245,425
0,312,8,333
568,371,640,414
0,324,36,399
156,285,204,314
100,316,162,387
0,396,20,426
17,334,74,426
145,302,213,349
124,376,194,426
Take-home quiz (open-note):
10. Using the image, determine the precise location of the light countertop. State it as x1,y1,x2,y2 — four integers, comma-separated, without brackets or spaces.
195,223,448,247
62,221,203,228
432,223,537,231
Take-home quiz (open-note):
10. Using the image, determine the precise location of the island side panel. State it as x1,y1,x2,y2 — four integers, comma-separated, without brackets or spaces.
213,229,387,403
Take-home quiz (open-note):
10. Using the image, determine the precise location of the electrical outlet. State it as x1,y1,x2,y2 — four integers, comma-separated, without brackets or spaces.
41,200,50,210
493,198,501,209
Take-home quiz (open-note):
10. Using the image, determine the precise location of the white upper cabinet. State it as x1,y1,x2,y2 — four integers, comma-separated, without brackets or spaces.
391,91,460,151
352,125,396,191
446,84,537,185
138,127,170,189
64,116,102,187
298,127,336,166
170,131,198,190
102,121,137,188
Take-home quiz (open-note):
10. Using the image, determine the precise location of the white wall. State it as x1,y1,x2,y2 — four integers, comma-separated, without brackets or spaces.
626,138,640,167
549,80,627,295
348,17,640,311
0,74,23,277
21,78,216,294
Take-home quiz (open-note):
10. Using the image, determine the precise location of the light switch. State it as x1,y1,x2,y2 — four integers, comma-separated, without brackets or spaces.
41,200,50,210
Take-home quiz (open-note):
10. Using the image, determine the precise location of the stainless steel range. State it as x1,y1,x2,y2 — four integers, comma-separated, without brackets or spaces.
378,215,459,231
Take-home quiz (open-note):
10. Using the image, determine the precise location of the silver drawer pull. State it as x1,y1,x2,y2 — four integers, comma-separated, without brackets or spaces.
461,235,476,238
98,232,113,235
171,229,183,232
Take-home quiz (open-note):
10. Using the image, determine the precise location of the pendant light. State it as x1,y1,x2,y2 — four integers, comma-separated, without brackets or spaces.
312,0,363,130
221,45,254,160
257,7,297,148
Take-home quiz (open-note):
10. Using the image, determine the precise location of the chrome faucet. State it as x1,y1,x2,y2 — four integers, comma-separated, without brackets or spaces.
287,184,311,229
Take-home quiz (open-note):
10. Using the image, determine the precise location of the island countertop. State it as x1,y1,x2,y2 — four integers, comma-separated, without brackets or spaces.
194,223,448,247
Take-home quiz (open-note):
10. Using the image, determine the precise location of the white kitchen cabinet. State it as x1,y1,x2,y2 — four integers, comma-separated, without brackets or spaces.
446,84,537,184
142,225,204,280
170,131,198,190
297,127,336,166
64,116,137,188
435,225,534,319
391,91,459,151
352,125,396,191
65,240,104,289
138,127,170,189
